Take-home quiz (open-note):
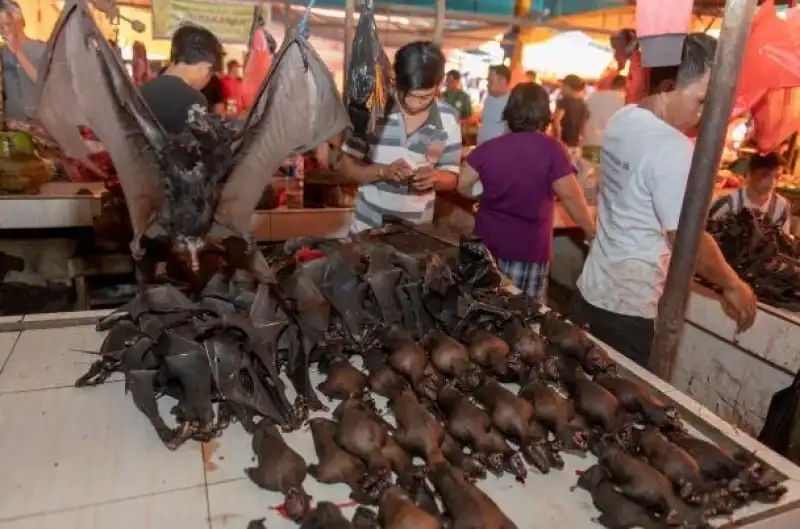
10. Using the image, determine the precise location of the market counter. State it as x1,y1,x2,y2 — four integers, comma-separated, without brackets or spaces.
676,284,799,438
1,303,799,527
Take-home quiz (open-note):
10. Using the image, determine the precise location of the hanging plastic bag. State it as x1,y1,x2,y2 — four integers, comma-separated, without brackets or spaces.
733,0,800,152
241,5,276,112
758,367,800,457
345,0,393,140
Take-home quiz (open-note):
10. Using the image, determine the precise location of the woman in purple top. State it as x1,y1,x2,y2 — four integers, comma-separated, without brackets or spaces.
457,83,595,301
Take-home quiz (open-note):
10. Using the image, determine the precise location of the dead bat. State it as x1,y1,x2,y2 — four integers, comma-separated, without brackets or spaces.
35,0,349,284
246,420,311,522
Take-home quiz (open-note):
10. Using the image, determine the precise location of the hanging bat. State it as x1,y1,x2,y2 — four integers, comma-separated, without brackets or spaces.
34,0,350,284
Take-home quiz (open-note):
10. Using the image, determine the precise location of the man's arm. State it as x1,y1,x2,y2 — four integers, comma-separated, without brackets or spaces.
651,142,756,329
432,121,463,191
456,162,480,198
337,135,392,184
14,49,38,83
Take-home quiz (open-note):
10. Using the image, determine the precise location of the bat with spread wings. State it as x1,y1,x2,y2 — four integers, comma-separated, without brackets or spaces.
34,0,350,285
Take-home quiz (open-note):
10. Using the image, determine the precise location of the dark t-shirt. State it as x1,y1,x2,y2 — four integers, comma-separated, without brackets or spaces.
139,75,207,135
201,75,224,109
556,95,589,147
467,131,575,262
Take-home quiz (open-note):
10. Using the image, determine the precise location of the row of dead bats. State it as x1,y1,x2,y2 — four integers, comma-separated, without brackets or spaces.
707,210,800,311
78,235,788,529
237,313,787,529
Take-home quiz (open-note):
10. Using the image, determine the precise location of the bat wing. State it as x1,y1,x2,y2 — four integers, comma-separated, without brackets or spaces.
215,30,350,237
34,0,167,238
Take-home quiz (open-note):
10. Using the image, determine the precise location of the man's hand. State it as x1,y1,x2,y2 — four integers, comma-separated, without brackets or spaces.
383,159,414,183
410,165,437,192
720,278,757,332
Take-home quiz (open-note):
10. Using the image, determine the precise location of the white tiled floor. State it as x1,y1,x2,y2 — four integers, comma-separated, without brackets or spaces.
1,318,799,528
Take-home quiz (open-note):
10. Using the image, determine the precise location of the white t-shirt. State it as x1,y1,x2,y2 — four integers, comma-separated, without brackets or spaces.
583,90,625,147
577,105,695,319
477,93,510,145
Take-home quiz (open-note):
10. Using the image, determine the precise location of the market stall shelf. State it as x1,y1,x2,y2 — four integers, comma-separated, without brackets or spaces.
0,309,799,528
0,182,105,229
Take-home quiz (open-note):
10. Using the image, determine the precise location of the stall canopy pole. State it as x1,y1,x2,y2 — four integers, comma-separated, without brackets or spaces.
433,0,445,46
648,0,758,380
343,0,356,93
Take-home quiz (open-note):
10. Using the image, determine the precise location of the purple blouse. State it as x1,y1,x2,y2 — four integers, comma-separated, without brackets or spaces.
467,131,575,263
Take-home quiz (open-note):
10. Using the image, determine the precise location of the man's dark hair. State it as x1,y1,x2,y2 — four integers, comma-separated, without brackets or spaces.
170,24,224,71
446,69,462,81
676,33,718,88
525,70,538,82
749,152,786,173
394,41,446,94
562,74,584,91
502,82,552,133
489,64,511,83
227,59,240,70
610,75,626,89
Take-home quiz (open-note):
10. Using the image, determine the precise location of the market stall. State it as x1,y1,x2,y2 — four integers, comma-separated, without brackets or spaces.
1,228,800,528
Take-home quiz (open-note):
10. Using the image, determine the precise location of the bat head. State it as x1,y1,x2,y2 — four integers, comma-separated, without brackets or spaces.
159,105,236,267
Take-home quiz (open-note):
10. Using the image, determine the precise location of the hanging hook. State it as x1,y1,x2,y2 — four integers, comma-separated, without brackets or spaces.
297,0,318,38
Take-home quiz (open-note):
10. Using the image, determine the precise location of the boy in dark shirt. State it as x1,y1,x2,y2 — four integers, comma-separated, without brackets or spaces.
139,25,223,135
553,74,589,150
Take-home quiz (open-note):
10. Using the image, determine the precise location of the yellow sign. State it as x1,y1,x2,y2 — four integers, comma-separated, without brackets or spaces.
151,0,255,43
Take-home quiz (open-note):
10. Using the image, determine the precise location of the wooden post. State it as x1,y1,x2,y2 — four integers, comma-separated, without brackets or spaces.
508,0,532,71
343,0,356,93
0,42,5,130
649,0,759,380
433,0,445,46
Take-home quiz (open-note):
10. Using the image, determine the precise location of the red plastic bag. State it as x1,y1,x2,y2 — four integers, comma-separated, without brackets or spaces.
733,0,800,152
241,6,274,112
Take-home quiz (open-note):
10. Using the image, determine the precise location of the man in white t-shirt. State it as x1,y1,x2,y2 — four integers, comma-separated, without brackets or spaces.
583,75,626,148
709,152,792,233
572,33,757,368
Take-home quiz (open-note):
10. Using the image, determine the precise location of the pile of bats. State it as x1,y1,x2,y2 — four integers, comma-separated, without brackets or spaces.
707,210,800,311
76,233,788,529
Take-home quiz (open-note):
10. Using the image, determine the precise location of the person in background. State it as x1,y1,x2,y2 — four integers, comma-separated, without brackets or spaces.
131,41,153,87
572,33,757,368
139,24,223,134
553,74,589,163
220,59,244,116
583,75,626,150
0,1,45,123
443,70,474,123
457,83,595,301
201,70,225,115
477,64,511,145
525,70,538,83
338,41,461,233
709,152,792,233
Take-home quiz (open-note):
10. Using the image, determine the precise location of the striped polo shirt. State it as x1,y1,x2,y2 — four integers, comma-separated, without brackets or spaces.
342,100,462,233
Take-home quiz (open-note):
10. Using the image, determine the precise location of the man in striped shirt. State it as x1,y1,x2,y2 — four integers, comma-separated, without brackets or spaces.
709,153,792,233
339,41,462,233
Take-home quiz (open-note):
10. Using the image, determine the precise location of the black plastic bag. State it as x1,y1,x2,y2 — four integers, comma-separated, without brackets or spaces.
758,368,800,456
345,0,393,139
457,236,503,290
